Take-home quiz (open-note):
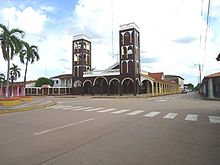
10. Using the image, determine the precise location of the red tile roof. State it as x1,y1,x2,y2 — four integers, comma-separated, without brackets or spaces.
205,72,220,78
51,74,72,79
148,72,164,80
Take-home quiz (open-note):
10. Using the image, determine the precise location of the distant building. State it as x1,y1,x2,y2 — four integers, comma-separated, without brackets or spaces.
51,74,72,87
0,80,36,97
200,72,220,99
165,75,184,92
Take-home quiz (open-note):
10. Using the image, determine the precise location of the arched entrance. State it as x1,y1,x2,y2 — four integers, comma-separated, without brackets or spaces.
109,78,120,95
141,80,153,95
122,78,134,95
93,77,108,95
73,80,82,95
83,80,92,95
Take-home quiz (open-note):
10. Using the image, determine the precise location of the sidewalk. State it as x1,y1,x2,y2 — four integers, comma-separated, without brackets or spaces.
0,97,56,114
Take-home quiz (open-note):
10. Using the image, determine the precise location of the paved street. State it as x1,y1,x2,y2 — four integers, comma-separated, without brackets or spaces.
0,92,220,165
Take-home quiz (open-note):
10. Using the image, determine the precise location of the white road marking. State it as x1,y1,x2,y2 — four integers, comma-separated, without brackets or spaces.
209,116,220,124
63,106,82,110
0,138,17,144
144,111,160,117
111,109,130,114
50,105,67,109
85,108,104,112
126,110,144,116
61,105,73,108
94,99,114,101
98,108,117,113
185,114,198,121
34,118,94,135
163,113,178,119
156,100,167,102
73,107,93,111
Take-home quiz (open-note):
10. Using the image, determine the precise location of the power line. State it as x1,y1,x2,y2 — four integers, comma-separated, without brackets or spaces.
111,0,114,60
200,0,212,74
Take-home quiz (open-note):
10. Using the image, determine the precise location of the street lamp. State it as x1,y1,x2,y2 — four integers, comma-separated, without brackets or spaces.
216,53,220,61
194,64,202,84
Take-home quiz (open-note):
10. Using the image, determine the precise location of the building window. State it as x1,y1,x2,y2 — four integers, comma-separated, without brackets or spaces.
122,61,127,73
120,34,124,45
74,81,82,88
54,80,59,84
124,32,130,44
128,46,133,57
128,60,133,73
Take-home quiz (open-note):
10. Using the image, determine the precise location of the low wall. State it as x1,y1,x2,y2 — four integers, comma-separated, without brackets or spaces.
0,96,33,106
0,97,21,106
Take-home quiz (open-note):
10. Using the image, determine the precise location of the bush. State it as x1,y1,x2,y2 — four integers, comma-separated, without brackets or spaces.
35,77,54,87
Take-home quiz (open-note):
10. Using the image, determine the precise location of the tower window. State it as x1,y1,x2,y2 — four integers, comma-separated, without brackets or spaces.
128,46,133,55
122,61,127,73
124,32,130,44
120,34,124,45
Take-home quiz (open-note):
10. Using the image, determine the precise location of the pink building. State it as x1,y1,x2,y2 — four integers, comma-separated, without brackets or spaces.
0,81,36,97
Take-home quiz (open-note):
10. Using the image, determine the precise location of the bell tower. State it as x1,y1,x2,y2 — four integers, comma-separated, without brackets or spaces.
119,23,140,77
72,34,91,78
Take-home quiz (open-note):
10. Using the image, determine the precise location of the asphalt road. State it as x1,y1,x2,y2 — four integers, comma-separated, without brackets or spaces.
0,92,220,165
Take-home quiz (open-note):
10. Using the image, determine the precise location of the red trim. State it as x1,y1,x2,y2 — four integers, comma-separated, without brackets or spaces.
0,97,20,101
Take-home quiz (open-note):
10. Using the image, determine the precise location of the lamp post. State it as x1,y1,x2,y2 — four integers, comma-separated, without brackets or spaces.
216,53,220,61
194,64,202,84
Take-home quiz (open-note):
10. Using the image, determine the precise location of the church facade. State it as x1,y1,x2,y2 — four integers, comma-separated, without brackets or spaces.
71,23,180,96
22,23,181,96
72,23,141,96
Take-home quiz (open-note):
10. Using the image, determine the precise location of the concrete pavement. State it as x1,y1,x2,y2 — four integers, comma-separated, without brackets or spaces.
0,93,220,165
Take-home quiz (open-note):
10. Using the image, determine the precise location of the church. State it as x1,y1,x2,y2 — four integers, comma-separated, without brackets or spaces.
70,22,182,96
24,23,183,96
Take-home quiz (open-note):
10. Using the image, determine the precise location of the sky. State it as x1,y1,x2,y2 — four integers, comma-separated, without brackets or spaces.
0,0,220,86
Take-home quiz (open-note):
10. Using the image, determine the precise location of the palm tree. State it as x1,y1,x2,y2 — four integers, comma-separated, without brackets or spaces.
19,41,39,93
10,64,21,97
0,73,6,97
0,24,25,97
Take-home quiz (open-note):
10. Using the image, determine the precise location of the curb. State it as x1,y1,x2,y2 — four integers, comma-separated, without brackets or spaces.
0,101,56,114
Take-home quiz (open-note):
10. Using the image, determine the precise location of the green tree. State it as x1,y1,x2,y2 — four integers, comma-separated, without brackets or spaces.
194,83,201,91
35,77,54,87
186,83,194,91
10,64,21,97
19,41,39,92
0,24,24,97
0,73,6,97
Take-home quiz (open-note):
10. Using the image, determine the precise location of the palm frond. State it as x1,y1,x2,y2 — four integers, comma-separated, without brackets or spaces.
10,28,25,38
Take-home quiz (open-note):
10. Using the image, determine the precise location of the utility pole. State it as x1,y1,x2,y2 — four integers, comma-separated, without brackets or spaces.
194,64,202,84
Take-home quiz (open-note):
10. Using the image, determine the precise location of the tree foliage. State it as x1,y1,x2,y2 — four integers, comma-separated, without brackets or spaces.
10,63,21,81
186,83,194,90
35,77,54,87
19,41,39,88
0,73,6,83
0,24,24,97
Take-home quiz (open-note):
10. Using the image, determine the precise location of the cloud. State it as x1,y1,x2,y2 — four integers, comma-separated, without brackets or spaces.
141,57,160,64
1,6,47,34
173,36,198,44
58,58,69,63
1,0,220,87
40,6,55,12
